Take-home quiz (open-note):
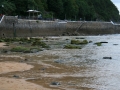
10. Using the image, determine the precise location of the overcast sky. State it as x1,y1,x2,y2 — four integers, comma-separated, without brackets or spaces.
111,0,120,13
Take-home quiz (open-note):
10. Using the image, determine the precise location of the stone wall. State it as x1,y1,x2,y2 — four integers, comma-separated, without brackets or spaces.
0,16,120,37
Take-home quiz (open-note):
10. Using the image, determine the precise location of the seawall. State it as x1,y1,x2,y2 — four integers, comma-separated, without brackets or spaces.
0,16,120,37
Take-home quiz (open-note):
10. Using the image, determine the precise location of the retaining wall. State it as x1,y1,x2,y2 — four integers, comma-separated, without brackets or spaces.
0,16,120,37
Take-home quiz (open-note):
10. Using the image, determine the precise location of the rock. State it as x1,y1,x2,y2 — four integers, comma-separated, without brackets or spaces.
54,60,64,63
30,49,39,53
13,75,19,78
2,49,8,53
23,50,31,53
51,82,61,85
113,44,118,45
103,57,112,59
40,68,46,71
89,41,92,43
100,42,108,43
24,58,28,61
19,58,28,62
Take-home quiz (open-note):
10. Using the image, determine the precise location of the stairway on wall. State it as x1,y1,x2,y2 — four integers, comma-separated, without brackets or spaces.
75,21,85,32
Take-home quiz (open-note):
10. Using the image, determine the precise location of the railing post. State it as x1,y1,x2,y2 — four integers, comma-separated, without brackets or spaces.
13,23,16,37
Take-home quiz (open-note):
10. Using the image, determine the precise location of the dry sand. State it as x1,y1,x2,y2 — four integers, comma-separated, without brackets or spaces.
0,42,6,48
0,62,33,74
0,61,52,90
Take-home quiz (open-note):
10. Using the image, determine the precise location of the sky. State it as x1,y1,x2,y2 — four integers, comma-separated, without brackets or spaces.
111,0,120,13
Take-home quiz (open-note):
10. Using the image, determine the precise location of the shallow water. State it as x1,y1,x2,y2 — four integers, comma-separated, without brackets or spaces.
84,34,120,90
47,34,120,90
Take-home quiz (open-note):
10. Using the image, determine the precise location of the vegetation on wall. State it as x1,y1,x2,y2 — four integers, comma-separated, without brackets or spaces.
0,0,119,21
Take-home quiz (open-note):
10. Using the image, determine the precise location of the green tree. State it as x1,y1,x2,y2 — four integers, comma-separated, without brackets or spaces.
10,0,36,15
47,0,64,18
63,0,79,20
0,0,16,15
2,0,119,21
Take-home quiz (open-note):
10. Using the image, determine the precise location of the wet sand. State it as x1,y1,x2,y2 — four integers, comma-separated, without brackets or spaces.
0,77,51,90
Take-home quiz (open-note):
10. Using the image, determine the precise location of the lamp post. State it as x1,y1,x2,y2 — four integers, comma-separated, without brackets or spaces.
75,15,76,21
65,14,66,20
52,13,53,21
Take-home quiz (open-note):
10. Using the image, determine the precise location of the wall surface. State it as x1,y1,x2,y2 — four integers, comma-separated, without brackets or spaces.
0,16,120,37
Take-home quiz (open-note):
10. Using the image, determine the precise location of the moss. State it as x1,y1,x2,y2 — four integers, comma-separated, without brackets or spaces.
81,40,88,44
71,40,80,44
3,38,12,42
64,45,81,49
32,41,49,48
19,38,29,42
0,39,4,42
11,46,42,53
76,37,85,39
0,37,43,43
71,40,88,44
94,42,102,46
0,38,20,42
11,46,30,52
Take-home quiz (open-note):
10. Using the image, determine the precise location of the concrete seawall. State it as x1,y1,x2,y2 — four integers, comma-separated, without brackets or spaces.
0,16,120,37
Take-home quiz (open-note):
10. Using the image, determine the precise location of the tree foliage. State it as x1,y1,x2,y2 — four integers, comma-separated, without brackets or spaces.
0,0,16,15
0,0,119,21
